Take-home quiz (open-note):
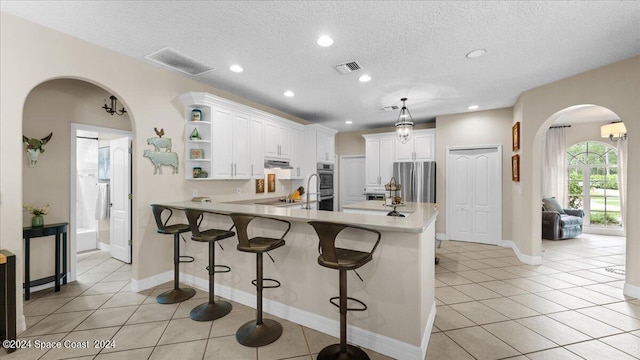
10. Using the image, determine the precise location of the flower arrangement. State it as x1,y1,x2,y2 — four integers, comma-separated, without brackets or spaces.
23,203,50,216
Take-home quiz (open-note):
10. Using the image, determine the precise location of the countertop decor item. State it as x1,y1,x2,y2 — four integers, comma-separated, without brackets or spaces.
189,127,201,140
190,148,204,159
23,203,50,227
191,108,202,121
23,132,53,168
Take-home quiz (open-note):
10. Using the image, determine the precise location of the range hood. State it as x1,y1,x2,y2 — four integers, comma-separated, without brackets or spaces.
264,159,293,169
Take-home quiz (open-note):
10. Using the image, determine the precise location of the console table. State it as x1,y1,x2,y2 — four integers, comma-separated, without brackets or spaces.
22,223,68,300
0,250,16,353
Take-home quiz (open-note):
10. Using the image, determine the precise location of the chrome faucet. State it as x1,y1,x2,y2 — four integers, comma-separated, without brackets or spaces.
303,173,320,209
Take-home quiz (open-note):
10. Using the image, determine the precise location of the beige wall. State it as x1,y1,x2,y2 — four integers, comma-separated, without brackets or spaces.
565,121,616,146
435,108,513,239
514,55,639,294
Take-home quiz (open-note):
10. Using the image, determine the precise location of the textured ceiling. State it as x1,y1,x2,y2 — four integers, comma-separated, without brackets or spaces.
2,1,639,131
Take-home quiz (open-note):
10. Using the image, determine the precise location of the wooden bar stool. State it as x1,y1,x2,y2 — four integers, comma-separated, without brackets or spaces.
308,221,381,360
229,213,290,347
185,209,235,321
151,205,196,304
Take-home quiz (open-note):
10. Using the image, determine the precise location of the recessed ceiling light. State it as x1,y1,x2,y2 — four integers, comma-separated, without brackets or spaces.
345,120,353,125
468,105,479,110
284,90,295,97
229,64,243,73
466,49,486,59
317,35,334,47
358,74,371,82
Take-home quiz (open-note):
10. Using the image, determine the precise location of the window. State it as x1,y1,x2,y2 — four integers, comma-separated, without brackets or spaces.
567,141,621,227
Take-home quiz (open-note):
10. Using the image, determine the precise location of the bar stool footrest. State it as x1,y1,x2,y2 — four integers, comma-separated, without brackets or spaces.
251,278,281,289
205,264,231,273
179,256,195,263
329,296,367,312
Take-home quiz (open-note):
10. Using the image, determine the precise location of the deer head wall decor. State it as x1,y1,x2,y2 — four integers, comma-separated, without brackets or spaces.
23,132,53,168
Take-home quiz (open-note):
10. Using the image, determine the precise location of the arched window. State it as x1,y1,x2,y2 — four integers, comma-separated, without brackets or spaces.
567,141,621,227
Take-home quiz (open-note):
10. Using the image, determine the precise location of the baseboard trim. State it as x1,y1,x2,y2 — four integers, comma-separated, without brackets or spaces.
17,315,26,334
623,283,640,299
500,240,543,265
436,233,447,241
133,271,428,359
98,242,111,251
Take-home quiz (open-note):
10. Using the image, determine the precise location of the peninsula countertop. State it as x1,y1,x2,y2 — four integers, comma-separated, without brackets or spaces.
154,200,438,233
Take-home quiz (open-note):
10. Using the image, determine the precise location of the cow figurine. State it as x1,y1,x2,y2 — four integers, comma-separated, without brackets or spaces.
23,132,53,168
143,149,179,174
147,137,172,152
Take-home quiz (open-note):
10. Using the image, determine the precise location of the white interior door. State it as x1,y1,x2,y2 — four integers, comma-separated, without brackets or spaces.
447,147,501,245
340,156,366,210
110,137,131,263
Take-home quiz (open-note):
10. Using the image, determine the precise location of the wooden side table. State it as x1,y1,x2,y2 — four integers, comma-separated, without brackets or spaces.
0,250,17,353
22,223,68,300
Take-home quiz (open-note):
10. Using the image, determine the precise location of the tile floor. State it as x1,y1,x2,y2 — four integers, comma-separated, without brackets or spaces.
428,234,640,360
4,233,639,359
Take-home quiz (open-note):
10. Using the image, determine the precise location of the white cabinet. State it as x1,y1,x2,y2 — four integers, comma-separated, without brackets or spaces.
288,128,304,179
210,108,253,179
395,129,435,162
248,118,264,178
363,134,395,189
316,130,335,163
265,120,290,159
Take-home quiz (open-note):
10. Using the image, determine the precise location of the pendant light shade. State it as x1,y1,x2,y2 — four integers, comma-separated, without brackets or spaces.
395,98,414,144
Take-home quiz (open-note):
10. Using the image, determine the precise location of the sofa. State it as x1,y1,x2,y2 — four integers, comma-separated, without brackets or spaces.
542,197,585,240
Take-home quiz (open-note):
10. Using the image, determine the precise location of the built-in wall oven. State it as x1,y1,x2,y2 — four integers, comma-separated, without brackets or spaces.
317,163,334,211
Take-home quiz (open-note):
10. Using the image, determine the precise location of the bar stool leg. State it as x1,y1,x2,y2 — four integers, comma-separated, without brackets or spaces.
190,241,232,321
157,234,196,304
236,252,283,347
317,269,370,360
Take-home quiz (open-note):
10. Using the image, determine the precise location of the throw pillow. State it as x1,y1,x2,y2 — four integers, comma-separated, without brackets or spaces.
542,197,566,214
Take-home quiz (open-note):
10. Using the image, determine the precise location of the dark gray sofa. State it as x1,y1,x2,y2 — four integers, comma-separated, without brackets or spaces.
541,197,584,240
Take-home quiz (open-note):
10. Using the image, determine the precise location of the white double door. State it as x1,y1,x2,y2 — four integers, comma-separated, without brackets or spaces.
447,146,502,245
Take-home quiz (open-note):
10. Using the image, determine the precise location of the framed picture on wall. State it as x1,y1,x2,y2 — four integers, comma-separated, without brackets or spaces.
98,147,110,181
512,122,520,151
189,148,204,159
512,154,520,182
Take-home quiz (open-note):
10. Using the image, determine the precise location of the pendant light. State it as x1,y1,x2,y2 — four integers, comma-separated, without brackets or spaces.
395,98,414,144
102,95,127,116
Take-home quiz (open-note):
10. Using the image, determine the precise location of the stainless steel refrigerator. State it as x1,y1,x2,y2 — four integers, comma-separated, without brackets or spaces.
392,161,436,203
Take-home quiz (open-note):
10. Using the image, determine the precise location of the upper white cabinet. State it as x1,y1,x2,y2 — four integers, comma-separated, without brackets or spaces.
395,129,435,162
264,120,291,160
316,130,335,163
288,128,304,179
363,134,395,190
249,118,265,177
305,125,337,165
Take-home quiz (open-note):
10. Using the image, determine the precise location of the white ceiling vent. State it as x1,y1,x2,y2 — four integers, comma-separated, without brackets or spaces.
334,61,362,74
145,47,215,76
382,105,400,112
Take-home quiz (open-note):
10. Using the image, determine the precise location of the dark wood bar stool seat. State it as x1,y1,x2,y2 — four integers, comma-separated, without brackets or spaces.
229,213,290,347
151,205,196,304
308,221,381,360
185,209,235,321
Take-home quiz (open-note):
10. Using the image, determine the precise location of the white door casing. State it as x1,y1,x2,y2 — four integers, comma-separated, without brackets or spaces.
446,146,502,245
110,136,131,263
340,156,366,210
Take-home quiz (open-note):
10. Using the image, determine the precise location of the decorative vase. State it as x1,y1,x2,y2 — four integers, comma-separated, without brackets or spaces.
32,215,44,227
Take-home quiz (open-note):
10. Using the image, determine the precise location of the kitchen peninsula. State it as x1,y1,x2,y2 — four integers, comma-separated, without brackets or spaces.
153,200,438,359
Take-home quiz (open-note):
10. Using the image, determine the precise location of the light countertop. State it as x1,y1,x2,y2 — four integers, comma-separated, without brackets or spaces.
342,200,427,213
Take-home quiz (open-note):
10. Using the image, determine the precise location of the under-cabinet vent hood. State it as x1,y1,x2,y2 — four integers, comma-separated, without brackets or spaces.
264,159,293,169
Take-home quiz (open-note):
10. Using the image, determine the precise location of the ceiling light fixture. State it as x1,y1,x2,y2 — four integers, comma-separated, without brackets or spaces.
229,64,243,73
345,120,353,125
317,35,334,47
468,105,479,110
601,121,627,141
102,95,126,116
395,98,415,144
466,49,486,59
358,74,371,82
284,90,295,97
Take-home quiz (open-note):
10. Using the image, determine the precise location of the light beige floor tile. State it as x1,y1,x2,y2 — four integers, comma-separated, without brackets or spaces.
501,266,548,277
527,275,575,290
23,297,72,316
94,347,154,360
1,333,67,360
560,286,621,305
509,294,569,314
40,326,120,360
257,325,309,360
142,287,207,304
477,268,521,280
583,283,631,301
452,283,502,300
526,347,584,360
434,306,476,331
54,294,113,313
76,272,111,284
480,297,539,319
302,326,338,354
435,298,445,306
477,258,513,268
157,317,213,345
39,284,93,299
534,290,595,309
565,339,637,360
435,286,474,305
478,280,529,296
20,311,93,337
516,315,591,346
450,302,509,325
528,266,562,275
548,272,597,286
173,298,211,319
434,278,448,287
86,262,125,274
632,330,640,338
101,270,133,282
101,321,169,353
604,301,640,319
126,303,178,324
204,335,257,359
600,333,640,358
101,292,148,308
23,315,47,330
149,340,207,360
445,326,519,360
483,321,556,353
425,332,474,360
540,262,581,272
577,306,640,331
456,260,493,270
547,311,624,338
569,270,619,283
82,280,130,295
435,272,474,286
209,310,255,338
504,278,554,293
76,306,138,330
455,270,496,282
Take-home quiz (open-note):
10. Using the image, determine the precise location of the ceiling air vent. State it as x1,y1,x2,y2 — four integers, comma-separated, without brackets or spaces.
145,47,215,76
382,105,400,112
334,61,362,74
